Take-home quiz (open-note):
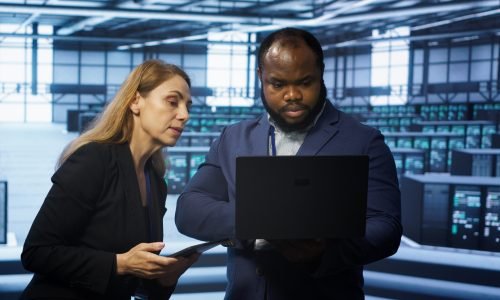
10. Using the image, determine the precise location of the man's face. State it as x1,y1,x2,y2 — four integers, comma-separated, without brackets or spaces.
258,40,324,132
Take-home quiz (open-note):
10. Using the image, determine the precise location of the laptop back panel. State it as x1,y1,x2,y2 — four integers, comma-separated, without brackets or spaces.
235,155,368,239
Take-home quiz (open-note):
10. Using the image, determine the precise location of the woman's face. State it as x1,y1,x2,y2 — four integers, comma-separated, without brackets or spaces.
131,74,191,147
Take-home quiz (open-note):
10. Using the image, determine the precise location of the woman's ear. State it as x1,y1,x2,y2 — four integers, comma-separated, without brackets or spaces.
129,92,141,114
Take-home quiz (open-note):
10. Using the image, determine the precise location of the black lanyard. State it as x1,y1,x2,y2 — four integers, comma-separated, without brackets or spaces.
269,125,277,157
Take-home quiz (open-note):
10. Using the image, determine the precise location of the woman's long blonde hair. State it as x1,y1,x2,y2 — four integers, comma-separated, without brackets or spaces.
57,59,191,176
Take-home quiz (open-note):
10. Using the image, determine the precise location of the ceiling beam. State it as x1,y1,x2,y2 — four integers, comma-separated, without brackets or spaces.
0,33,144,43
116,0,500,50
327,29,500,49
0,2,301,24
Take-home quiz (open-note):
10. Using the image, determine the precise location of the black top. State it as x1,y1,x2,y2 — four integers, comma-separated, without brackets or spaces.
21,142,173,300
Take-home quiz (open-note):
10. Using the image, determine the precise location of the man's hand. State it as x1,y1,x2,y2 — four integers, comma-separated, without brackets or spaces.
267,239,326,263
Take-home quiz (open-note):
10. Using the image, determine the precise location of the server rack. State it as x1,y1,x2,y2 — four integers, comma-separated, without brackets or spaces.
401,174,500,252
451,149,500,177
410,120,497,148
384,132,465,172
164,147,209,194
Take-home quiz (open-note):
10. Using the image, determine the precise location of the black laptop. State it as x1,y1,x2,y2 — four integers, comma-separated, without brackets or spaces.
235,155,368,240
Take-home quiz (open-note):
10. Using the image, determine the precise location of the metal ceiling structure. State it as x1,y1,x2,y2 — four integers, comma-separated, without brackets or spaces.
0,0,498,49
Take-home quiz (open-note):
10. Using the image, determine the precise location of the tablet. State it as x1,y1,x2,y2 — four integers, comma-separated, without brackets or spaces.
168,239,232,258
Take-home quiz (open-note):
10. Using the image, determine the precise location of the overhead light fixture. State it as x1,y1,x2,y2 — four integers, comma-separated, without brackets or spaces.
451,35,479,42
144,41,161,46
117,45,129,50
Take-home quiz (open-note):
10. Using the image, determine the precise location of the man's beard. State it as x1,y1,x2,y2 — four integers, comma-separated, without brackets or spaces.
261,82,327,133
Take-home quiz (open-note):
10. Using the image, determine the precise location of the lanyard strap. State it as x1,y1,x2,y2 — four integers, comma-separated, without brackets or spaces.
144,169,155,242
269,125,277,157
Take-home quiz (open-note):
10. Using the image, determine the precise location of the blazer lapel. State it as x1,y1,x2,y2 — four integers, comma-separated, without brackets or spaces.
252,114,272,156
297,101,340,156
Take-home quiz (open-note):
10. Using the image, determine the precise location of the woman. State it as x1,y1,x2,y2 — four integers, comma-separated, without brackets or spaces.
21,59,198,299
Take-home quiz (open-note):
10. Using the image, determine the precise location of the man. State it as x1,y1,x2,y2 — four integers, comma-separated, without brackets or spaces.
175,27,402,299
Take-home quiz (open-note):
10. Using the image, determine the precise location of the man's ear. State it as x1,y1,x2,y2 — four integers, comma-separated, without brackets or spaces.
257,67,262,81
129,92,141,114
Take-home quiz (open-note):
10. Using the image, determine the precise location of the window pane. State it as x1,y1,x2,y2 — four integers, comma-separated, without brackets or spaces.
428,64,447,83
390,66,408,85
53,50,78,64
81,66,104,84
472,45,491,60
107,66,130,85
470,61,490,81
450,47,469,62
391,50,409,66
371,67,389,86
107,51,130,66
372,51,389,67
207,70,230,87
449,63,468,82
0,64,26,82
53,65,78,84
82,51,105,65
158,53,181,65
429,48,448,63
184,54,206,68
0,48,25,63
207,54,230,69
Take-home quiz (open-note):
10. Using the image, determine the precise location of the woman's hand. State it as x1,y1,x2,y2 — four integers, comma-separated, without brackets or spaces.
116,242,198,280
156,253,199,287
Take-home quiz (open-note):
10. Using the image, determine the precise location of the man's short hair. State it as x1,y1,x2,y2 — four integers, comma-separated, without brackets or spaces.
257,27,325,74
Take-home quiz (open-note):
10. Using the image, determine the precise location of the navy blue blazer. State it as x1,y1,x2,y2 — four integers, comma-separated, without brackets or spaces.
21,142,174,300
175,101,402,300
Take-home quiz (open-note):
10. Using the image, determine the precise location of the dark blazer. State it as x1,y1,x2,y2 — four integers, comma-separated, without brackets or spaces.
175,101,402,300
21,142,174,300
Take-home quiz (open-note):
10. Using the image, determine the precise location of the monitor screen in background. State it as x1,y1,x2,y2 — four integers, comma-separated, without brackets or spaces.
482,187,500,251
414,137,430,149
191,137,212,147
448,138,466,167
436,125,450,133
451,125,465,135
430,149,446,173
449,137,465,150
431,137,447,149
450,185,481,250
392,153,403,177
467,125,481,136
405,154,425,174
397,137,412,148
189,154,207,179
422,125,434,133
385,137,396,149
481,125,497,148
166,154,188,194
